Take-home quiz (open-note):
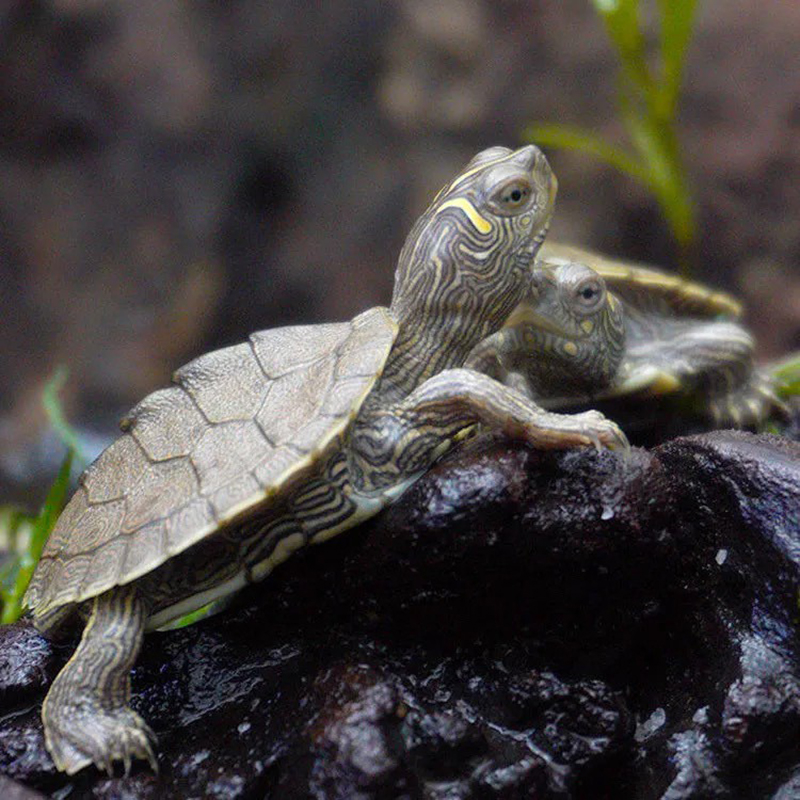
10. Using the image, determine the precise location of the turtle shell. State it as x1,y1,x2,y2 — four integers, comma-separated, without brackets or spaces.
539,242,742,319
25,307,397,619
537,243,752,400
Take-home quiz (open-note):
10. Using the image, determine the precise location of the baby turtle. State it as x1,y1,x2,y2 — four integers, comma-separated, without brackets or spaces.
467,243,784,427
24,147,628,776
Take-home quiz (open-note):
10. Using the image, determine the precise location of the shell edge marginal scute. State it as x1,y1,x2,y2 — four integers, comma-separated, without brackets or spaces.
541,241,743,320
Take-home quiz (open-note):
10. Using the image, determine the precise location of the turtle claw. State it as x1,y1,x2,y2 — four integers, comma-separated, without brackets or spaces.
606,421,631,454
520,408,629,454
44,699,158,776
570,410,629,453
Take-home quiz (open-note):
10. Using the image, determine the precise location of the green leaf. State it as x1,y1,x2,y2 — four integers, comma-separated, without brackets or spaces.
525,123,649,184
29,451,74,567
0,451,73,624
591,0,654,99
771,353,800,399
42,367,87,466
1,368,85,622
527,1,699,263
618,93,695,251
657,0,698,119
0,509,31,605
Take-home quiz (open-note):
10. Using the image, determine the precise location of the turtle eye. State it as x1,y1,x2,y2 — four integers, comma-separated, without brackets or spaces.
492,179,532,212
574,278,605,311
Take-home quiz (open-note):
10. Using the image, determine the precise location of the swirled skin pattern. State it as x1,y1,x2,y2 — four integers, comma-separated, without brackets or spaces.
24,146,628,776
469,243,786,427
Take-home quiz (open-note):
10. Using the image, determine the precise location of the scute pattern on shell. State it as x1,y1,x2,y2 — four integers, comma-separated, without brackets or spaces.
24,307,397,618
539,242,742,319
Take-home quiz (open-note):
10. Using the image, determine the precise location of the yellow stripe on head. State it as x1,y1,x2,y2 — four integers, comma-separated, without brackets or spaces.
436,198,492,234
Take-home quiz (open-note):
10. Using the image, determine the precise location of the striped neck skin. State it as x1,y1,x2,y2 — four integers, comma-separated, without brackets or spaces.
376,145,556,402
379,215,550,401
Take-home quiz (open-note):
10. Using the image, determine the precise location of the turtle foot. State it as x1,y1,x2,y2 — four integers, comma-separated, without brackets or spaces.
44,699,158,776
709,372,789,429
522,409,629,453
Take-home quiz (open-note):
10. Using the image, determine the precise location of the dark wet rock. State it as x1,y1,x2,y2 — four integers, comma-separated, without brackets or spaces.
0,624,56,707
0,774,45,799
0,431,799,798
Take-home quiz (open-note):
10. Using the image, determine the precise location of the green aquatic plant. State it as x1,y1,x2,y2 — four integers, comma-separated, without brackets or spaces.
43,365,87,464
0,369,81,623
756,354,799,436
772,354,800,401
0,453,73,624
526,0,698,271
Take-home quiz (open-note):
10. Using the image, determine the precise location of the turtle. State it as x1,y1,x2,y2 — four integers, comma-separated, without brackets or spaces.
466,242,785,428
23,146,630,777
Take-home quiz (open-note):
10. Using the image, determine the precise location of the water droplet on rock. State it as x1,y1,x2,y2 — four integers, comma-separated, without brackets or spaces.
635,707,666,742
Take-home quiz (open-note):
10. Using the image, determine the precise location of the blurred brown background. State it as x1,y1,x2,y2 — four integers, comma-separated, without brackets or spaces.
1,0,799,501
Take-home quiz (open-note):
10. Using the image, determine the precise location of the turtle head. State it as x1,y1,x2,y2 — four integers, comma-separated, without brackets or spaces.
391,145,557,341
508,260,627,397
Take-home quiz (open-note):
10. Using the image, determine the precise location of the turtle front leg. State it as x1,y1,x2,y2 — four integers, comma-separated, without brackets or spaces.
41,585,157,775
625,320,755,397
351,368,627,492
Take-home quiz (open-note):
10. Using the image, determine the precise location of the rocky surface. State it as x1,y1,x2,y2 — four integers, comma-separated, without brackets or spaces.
1,429,800,798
